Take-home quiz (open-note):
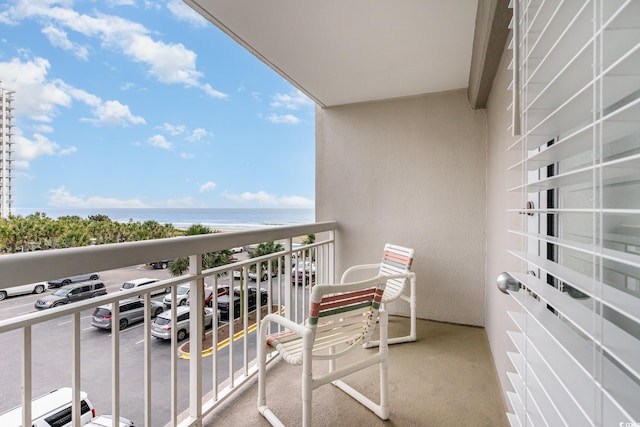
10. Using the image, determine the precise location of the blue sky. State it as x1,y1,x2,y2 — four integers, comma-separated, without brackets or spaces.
0,0,316,211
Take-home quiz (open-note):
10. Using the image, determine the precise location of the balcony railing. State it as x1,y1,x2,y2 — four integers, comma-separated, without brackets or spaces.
0,221,337,427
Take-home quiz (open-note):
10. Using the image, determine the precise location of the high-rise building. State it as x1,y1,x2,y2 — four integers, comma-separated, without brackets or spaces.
0,83,15,218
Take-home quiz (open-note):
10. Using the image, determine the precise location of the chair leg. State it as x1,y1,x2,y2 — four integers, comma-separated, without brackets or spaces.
302,337,313,427
257,341,267,410
365,276,417,348
332,310,390,420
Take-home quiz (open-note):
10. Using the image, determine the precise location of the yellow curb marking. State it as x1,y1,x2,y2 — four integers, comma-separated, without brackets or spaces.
180,306,285,359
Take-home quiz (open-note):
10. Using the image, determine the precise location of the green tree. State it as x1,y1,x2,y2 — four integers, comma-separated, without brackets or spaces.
249,241,284,276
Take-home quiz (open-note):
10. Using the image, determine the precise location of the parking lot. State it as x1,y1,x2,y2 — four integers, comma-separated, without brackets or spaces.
0,263,259,427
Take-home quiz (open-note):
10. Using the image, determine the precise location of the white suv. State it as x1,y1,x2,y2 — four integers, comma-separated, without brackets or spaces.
0,387,96,427
162,284,190,307
151,306,213,341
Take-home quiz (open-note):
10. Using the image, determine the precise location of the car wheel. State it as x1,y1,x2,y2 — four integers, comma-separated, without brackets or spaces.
119,319,128,330
165,287,171,293
62,280,71,286
154,307,164,317
34,284,45,294
262,274,268,281
179,299,186,306
0,291,6,301
177,329,187,341
53,302,64,307
161,262,168,269
90,274,99,280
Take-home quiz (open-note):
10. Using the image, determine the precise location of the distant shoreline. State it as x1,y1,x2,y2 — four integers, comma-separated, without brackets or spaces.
11,207,315,231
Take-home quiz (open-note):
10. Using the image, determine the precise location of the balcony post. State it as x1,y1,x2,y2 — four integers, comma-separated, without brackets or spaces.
189,253,204,424
283,238,293,320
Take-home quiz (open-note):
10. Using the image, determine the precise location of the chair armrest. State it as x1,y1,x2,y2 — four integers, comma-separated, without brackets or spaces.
259,313,311,342
340,264,380,283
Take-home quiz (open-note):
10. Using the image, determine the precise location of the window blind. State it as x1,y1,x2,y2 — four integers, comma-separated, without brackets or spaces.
506,0,640,426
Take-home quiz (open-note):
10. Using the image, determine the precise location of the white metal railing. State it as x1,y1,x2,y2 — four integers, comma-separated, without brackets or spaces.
0,221,337,427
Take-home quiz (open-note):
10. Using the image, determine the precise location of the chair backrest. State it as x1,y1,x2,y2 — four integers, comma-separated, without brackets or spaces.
378,244,414,299
309,277,386,356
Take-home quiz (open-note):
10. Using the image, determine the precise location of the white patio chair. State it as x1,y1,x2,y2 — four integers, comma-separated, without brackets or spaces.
258,276,389,427
340,243,416,347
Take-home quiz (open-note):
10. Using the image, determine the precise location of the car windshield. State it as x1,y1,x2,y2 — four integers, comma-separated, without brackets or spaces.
121,283,134,289
177,286,189,295
53,288,71,297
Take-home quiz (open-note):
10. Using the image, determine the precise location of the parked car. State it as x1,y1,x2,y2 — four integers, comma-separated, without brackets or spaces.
162,284,190,307
0,281,47,301
231,246,244,253
85,415,136,427
291,261,316,285
151,306,214,341
186,285,230,307
120,277,169,296
0,387,96,427
217,286,268,319
48,272,100,289
148,260,171,269
35,281,107,309
91,298,165,330
248,269,278,282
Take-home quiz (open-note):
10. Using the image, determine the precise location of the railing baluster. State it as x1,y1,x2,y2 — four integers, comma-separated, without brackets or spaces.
111,301,120,426
143,292,152,427
21,325,32,427
72,312,81,427
170,285,178,425
189,253,204,422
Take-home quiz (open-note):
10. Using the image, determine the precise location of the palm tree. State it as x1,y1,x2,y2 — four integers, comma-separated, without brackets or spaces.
250,241,284,275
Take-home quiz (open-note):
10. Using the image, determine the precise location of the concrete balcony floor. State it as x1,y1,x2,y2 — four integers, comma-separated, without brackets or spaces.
198,317,508,426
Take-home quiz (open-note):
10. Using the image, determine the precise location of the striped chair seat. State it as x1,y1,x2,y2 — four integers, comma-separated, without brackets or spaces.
258,276,389,427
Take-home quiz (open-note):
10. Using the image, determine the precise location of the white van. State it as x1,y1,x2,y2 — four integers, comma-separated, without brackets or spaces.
0,387,96,427
120,277,168,296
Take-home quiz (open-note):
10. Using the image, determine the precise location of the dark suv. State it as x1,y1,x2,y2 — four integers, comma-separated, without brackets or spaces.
217,286,268,319
35,281,107,309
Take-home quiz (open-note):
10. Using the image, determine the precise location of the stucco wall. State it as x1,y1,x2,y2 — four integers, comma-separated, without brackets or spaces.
316,89,487,326
484,46,523,402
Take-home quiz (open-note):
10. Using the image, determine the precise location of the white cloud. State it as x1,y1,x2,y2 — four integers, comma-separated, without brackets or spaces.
165,197,194,207
199,181,216,192
41,25,89,60
12,131,77,168
48,186,148,208
266,114,301,124
2,0,227,98
224,191,277,205
278,195,315,208
0,56,144,127
180,152,195,159
32,124,54,133
0,56,71,121
83,99,146,126
157,122,185,136
147,134,173,150
186,128,210,142
270,90,313,110
222,191,314,207
167,0,208,28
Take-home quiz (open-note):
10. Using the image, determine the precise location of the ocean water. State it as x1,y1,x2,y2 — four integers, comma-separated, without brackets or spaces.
12,208,315,230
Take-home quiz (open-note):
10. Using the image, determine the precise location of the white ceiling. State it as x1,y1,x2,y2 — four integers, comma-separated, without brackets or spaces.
185,0,479,107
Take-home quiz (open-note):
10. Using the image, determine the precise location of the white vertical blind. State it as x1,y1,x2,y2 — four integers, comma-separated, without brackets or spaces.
506,0,640,426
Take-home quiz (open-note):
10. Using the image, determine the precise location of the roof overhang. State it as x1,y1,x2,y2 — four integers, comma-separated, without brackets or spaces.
184,0,510,109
